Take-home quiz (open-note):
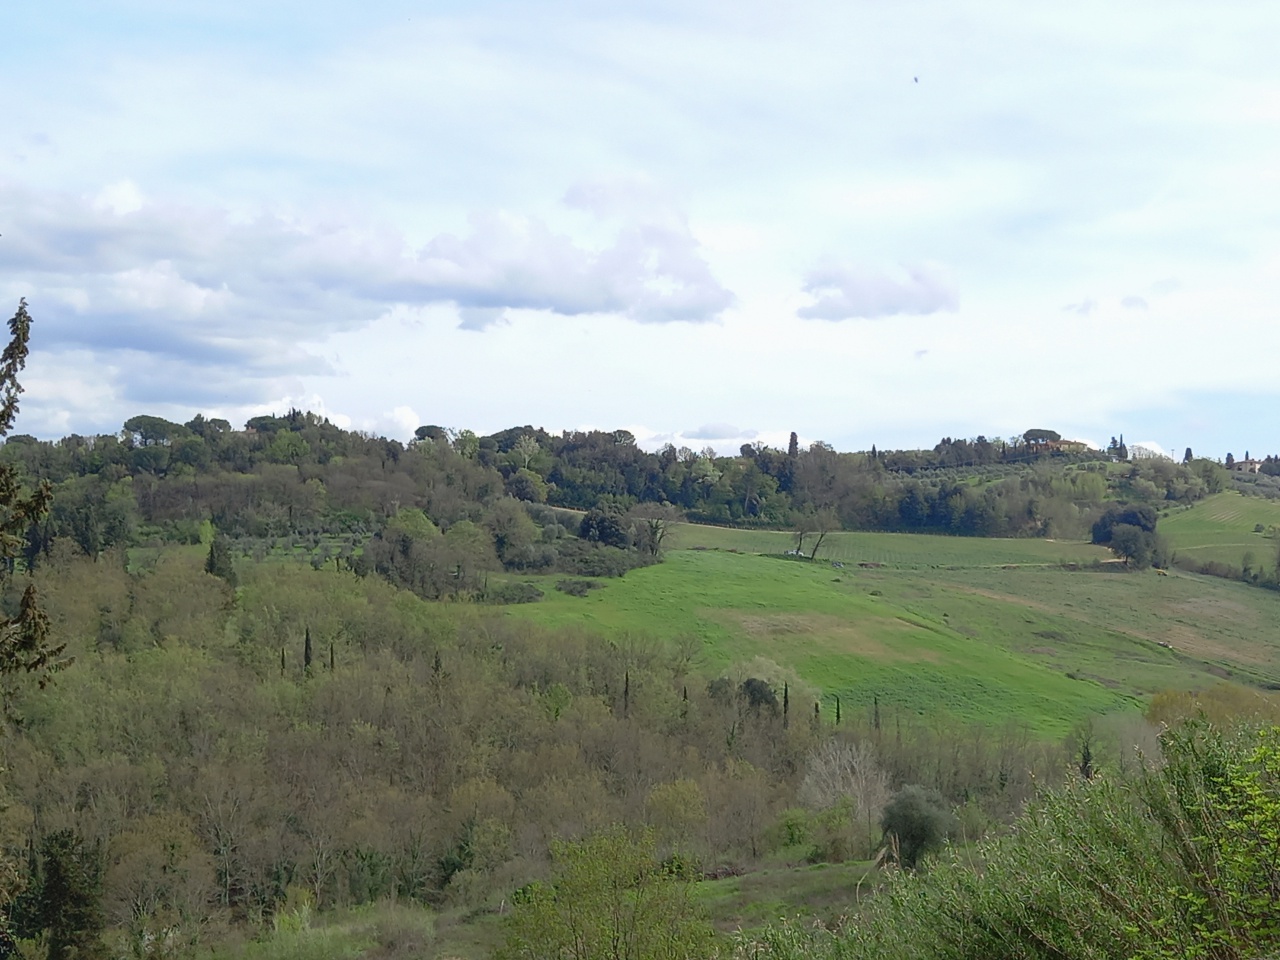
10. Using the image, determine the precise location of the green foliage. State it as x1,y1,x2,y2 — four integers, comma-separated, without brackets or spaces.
206,533,238,586
1106,523,1163,568
880,785,952,868
1091,503,1158,542
1023,428,1062,444
744,721,1280,960
0,299,69,716
483,581,544,604
496,826,717,960
554,578,601,597
579,509,630,548
36,829,107,960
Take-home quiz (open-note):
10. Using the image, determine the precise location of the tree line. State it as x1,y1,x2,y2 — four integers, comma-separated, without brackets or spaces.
0,415,1231,586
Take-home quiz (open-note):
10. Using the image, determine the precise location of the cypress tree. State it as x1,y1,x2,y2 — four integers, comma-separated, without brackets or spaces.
873,695,881,731
204,534,237,587
303,627,313,676
38,829,106,960
0,298,69,715
623,670,630,719
835,695,842,725
783,682,790,728
329,642,335,672
280,647,286,678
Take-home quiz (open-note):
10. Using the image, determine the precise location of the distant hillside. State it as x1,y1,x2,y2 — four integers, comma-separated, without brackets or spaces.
0,413,1233,592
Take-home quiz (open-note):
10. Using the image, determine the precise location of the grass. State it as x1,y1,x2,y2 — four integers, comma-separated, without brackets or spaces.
501,523,1280,736
667,524,1106,568
1161,491,1280,571
696,859,875,934
203,901,501,960
506,551,1132,736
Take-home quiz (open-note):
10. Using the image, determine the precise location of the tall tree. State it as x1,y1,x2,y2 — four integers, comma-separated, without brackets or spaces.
628,502,682,557
38,830,107,960
204,534,237,587
0,300,69,717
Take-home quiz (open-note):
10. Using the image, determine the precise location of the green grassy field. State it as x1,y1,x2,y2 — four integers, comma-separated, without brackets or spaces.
503,523,1280,736
667,524,1106,568
1161,492,1280,571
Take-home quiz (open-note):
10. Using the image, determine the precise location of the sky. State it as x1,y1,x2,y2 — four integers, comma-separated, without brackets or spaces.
2,0,1279,459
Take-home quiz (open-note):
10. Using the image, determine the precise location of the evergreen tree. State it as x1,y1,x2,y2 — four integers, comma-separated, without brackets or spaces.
38,829,106,960
204,533,237,587
304,626,313,676
0,299,69,718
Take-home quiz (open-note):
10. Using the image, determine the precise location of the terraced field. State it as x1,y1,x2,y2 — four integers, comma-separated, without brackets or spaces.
1161,492,1280,571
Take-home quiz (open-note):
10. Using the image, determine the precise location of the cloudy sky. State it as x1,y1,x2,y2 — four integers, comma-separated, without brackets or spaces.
3,0,1278,458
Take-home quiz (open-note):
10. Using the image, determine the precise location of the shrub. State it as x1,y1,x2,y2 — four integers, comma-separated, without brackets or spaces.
484,582,543,605
554,578,600,597
880,785,953,868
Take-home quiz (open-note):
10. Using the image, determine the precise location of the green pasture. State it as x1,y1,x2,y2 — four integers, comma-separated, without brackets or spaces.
1161,492,1280,570
667,524,1107,568
505,550,1137,735
504,523,1280,735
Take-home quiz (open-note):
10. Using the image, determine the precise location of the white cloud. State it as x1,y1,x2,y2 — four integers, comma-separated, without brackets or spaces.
94,179,144,215
798,263,958,321
386,405,421,437
4,1,1280,455
0,180,735,416
684,423,758,441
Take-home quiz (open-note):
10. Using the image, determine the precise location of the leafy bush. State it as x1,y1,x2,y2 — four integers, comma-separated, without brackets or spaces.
879,785,953,868
554,578,600,597
554,540,650,577
743,721,1280,960
483,582,544,605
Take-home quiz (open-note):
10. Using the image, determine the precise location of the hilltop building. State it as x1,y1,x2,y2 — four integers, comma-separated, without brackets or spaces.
1231,458,1264,474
